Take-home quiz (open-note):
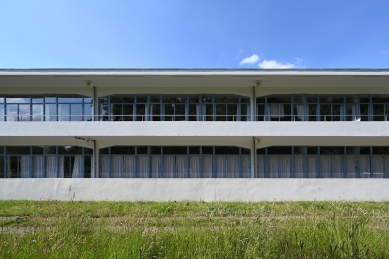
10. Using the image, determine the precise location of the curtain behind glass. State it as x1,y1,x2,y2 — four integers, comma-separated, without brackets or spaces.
202,156,213,178
294,156,305,178
360,156,370,178
307,156,318,178
6,157,12,178
372,156,384,178
227,156,239,178
332,156,343,178
216,156,226,178
100,156,109,178
46,156,57,178
137,156,148,178
150,156,160,178
320,156,331,178
20,156,30,178
163,156,174,178
256,156,265,178
279,156,291,178
72,156,82,178
269,156,278,178
189,156,200,178
32,156,44,178
176,156,186,178
123,156,135,178
58,156,64,178
111,155,122,178
296,105,305,121
346,156,358,178
241,156,250,178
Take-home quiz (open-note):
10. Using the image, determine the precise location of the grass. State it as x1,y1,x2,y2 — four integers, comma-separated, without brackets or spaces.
1,201,389,258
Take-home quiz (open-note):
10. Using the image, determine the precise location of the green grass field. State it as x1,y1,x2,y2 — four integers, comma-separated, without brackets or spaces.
1,201,389,258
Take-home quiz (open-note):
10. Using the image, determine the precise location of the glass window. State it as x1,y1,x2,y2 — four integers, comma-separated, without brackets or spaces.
137,146,148,154
6,96,30,103
32,104,43,121
32,146,44,154
267,146,292,155
136,95,147,103
45,146,57,154
202,147,213,154
163,146,187,155
307,147,318,155
150,146,161,154
359,147,371,155
150,95,160,103
189,146,200,154
215,146,239,154
111,146,135,154
45,96,57,103
7,146,30,155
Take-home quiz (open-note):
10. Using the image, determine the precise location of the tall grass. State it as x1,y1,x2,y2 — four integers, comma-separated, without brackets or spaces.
1,201,389,258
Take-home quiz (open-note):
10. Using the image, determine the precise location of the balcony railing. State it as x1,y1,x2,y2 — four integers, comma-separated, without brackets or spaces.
0,114,388,121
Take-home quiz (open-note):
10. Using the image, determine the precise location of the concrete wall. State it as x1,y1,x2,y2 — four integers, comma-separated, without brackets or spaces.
1,179,389,202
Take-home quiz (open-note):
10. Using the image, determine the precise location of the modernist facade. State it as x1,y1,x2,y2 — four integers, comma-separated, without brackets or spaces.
1,69,389,201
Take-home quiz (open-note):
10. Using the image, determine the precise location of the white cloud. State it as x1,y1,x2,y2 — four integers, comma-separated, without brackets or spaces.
258,60,295,69
294,57,303,64
239,54,259,65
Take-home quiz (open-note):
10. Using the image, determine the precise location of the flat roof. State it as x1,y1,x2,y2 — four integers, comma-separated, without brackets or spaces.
0,68,388,88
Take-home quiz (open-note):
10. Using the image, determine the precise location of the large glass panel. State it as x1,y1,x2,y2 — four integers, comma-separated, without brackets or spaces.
279,156,291,178
0,105,4,121
189,104,197,121
136,104,146,121
202,156,213,177
84,156,92,178
241,104,248,121
175,104,186,121
58,104,70,121
6,104,18,121
294,156,305,178
84,103,93,121
71,104,82,121
227,104,237,121
373,104,385,121
360,156,370,178
19,104,30,121
346,156,358,178
360,104,369,121
163,156,174,178
58,96,82,103
332,156,344,178
137,156,148,178
307,156,318,178
227,156,239,178
151,104,160,121
32,104,43,121
45,104,57,121
164,104,174,121
111,104,123,121
257,156,265,178
205,104,213,121
6,96,29,104
372,156,385,178
150,156,160,178
0,156,4,178
32,156,44,178
269,156,279,178
216,104,226,121
308,104,317,121
176,156,187,178
189,156,200,178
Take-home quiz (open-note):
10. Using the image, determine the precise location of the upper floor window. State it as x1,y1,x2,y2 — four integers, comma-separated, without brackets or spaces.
0,94,93,121
99,94,250,121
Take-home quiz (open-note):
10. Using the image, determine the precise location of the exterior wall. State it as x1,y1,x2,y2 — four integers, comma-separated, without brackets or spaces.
1,179,389,201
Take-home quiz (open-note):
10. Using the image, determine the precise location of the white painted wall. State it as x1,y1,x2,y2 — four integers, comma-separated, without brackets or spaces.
1,179,389,202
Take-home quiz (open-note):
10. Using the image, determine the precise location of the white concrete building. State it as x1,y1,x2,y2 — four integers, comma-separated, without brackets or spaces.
1,69,389,201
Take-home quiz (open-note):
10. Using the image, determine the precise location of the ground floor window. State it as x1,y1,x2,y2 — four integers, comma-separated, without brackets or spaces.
256,146,389,178
99,146,251,178
0,146,92,178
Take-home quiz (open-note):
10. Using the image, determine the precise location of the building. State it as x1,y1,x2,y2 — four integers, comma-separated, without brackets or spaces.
1,69,389,201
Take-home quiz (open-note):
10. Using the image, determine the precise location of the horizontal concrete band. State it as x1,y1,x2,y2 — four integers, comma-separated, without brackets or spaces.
1,179,389,202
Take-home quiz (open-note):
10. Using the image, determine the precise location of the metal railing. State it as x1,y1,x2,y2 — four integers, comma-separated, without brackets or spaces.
0,114,388,121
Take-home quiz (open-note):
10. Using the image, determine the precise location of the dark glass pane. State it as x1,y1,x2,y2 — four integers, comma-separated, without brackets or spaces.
227,104,237,121
241,148,250,155
111,104,123,121
58,146,82,155
360,104,369,121
84,148,93,154
163,146,187,155
346,147,358,155
122,104,133,121
215,104,226,121
257,148,266,155
150,95,160,103
373,104,385,121
333,104,342,121
372,96,389,103
320,147,344,155
189,146,200,154
215,146,239,154
345,95,357,103
320,104,331,121
241,97,250,103
175,104,186,121
294,147,305,154
84,156,92,178
267,146,292,155
7,146,30,155
0,146,3,154
71,104,82,121
137,146,148,154
202,147,213,154
45,146,57,154
110,95,134,103
206,104,213,121
257,104,265,121
151,104,160,121
359,95,370,103
280,104,291,121
240,104,248,121
188,95,199,103
164,104,174,121
64,156,71,178
32,146,44,154
307,147,318,154
189,105,197,121
267,96,291,103
359,147,371,155
307,96,317,103
0,156,3,178
84,103,93,121
136,104,146,121
256,97,265,103
150,146,161,154
225,96,239,103
202,95,212,103
294,96,304,103
9,156,18,178
111,146,135,154
136,95,147,103
373,147,389,155
100,148,109,154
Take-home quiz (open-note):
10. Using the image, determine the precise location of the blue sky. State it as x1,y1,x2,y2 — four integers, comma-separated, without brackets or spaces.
0,1,388,68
